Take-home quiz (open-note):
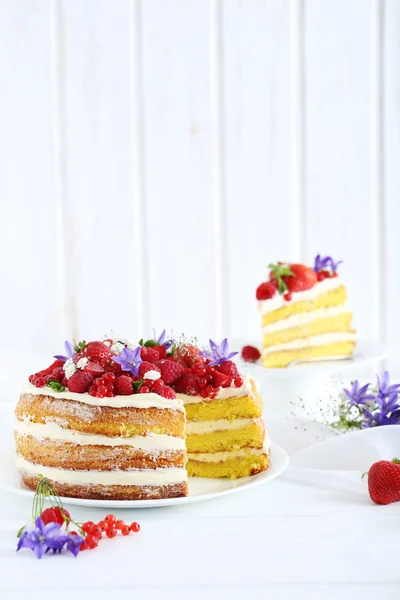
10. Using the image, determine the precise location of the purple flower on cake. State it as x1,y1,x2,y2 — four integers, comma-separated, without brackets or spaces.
54,340,75,362
376,371,400,400
343,380,375,406
112,346,143,376
200,338,238,366
17,517,69,559
153,328,173,349
313,255,343,273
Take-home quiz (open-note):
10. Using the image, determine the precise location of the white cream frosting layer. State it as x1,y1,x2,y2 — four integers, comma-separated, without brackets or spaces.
186,418,261,435
262,331,356,355
14,418,185,450
263,305,349,334
187,440,270,463
16,455,187,485
177,374,253,405
21,382,184,412
258,277,344,317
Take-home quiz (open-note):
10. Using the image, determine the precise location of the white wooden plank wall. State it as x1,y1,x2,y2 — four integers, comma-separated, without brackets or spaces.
0,0,398,368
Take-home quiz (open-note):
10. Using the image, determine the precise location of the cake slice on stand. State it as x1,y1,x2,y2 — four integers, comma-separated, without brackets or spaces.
256,255,356,368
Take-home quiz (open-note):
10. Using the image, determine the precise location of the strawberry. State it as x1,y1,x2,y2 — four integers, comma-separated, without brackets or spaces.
42,359,65,375
114,375,134,396
153,345,167,359
241,345,261,363
212,370,232,389
84,361,105,377
256,281,277,300
140,347,160,363
77,341,112,365
215,360,239,377
155,385,176,400
157,359,185,385
367,458,400,505
138,361,161,378
175,345,201,368
41,507,70,526
174,374,201,396
282,264,317,293
67,371,94,393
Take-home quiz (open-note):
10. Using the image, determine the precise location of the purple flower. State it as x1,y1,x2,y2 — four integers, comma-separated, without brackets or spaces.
65,533,84,557
112,346,143,376
200,338,238,367
54,340,75,362
313,255,343,273
362,406,400,428
376,371,400,399
343,380,375,406
153,329,173,349
17,517,69,559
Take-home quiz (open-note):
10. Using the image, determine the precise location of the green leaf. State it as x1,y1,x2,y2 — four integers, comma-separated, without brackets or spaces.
143,339,157,348
132,380,144,392
73,339,86,353
138,338,144,346
267,262,294,295
47,380,66,392
17,525,25,538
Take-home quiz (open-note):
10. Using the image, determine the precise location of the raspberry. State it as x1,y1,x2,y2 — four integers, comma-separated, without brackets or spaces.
77,341,112,365
215,360,239,377
157,359,185,384
138,361,161,378
155,385,176,399
256,281,277,300
34,376,46,387
114,375,134,396
241,345,261,363
140,347,160,363
212,370,232,389
67,371,94,393
50,367,65,382
174,374,201,396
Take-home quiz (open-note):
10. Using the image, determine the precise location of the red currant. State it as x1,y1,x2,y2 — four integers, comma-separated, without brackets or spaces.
81,521,95,533
105,390,114,397
206,384,214,396
121,525,131,536
97,385,107,396
139,385,150,394
80,541,88,551
200,389,208,398
234,377,243,388
130,522,140,533
35,376,46,387
115,519,124,530
89,386,97,397
91,525,102,538
97,520,106,531
283,292,292,302
103,372,116,383
105,514,116,524
106,527,117,538
198,377,207,388
85,534,98,549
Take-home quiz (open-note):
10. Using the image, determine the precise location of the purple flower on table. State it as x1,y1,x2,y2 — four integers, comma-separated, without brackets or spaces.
112,346,143,376
200,338,238,367
17,517,69,559
54,340,75,362
343,380,375,406
313,254,343,273
65,533,84,557
376,371,400,400
362,405,400,428
153,328,173,349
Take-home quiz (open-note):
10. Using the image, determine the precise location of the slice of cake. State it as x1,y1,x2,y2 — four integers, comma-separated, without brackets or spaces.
256,255,356,368
167,338,270,479
15,338,188,500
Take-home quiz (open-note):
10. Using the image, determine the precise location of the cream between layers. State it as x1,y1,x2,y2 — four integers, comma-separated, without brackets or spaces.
262,331,356,355
258,277,344,317
186,418,261,435
14,419,185,450
15,455,188,485
263,305,349,334
177,374,253,405
21,382,184,411
188,439,271,463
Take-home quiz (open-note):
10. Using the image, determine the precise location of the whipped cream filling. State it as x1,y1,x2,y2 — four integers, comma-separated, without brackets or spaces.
262,331,356,355
187,439,270,463
14,418,185,450
177,374,253,405
258,277,344,317
16,455,187,485
186,418,261,435
20,383,184,412
263,305,350,334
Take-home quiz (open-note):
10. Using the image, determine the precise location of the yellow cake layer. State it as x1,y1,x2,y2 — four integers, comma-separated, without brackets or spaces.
187,452,269,479
185,393,263,422
263,341,355,368
186,420,265,453
263,312,353,347
262,286,347,326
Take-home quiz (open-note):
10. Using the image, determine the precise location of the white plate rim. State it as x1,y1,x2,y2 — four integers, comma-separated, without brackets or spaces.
0,443,289,508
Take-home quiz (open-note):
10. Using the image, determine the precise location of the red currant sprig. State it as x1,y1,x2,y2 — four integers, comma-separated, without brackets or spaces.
79,514,141,552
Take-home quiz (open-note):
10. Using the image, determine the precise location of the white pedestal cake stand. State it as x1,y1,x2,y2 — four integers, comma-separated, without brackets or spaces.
235,339,387,421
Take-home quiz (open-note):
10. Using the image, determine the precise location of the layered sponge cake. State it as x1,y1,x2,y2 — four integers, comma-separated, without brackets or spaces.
256,255,356,368
170,338,270,479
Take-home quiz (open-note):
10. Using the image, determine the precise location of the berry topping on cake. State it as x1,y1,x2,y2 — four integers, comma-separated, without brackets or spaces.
138,361,161,378
256,281,277,300
174,374,201,396
215,360,239,378
155,385,176,399
211,370,232,388
283,264,317,293
76,341,112,365
114,375,134,396
157,359,185,384
241,345,261,363
139,346,160,363
67,371,94,393
313,254,343,275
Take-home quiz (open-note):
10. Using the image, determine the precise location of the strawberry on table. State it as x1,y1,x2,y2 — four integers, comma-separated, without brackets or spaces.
366,458,400,505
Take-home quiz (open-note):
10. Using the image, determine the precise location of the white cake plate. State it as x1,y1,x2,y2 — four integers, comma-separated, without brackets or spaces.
0,443,289,509
233,338,387,420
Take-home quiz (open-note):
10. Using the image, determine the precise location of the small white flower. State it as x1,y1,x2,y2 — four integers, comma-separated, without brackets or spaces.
144,370,161,381
63,358,77,380
110,341,125,356
76,357,89,370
